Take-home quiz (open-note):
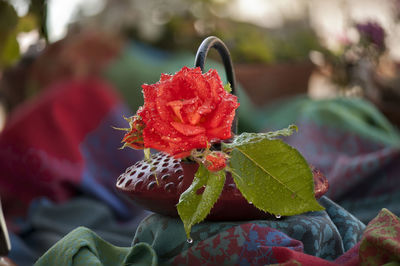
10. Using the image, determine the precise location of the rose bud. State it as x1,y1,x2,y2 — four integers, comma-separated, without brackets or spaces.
121,115,145,150
204,151,227,172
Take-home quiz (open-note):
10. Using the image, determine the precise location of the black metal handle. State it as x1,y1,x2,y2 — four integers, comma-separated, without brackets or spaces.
194,36,238,133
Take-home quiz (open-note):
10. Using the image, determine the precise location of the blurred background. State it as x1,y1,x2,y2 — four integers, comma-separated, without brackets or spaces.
1,0,400,264
2,0,400,119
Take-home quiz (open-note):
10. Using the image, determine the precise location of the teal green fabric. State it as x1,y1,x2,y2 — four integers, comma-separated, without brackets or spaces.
297,97,400,146
34,227,157,266
245,95,400,146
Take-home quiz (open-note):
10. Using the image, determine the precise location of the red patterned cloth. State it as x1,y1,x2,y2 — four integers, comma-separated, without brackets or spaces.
0,78,143,225
359,208,400,265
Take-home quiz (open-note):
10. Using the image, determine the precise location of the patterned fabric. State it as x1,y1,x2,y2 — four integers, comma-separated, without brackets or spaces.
359,208,400,265
36,201,400,266
132,196,364,264
287,122,400,224
319,193,366,251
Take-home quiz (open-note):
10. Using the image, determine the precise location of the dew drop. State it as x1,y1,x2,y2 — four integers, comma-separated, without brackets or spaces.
275,214,281,219
249,202,253,204
187,238,193,244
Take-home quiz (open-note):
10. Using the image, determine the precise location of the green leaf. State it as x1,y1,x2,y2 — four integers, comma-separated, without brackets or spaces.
223,134,324,216
224,83,232,93
265,124,298,139
177,165,225,239
226,125,298,148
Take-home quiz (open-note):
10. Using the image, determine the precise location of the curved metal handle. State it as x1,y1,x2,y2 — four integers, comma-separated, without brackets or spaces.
194,36,236,95
194,36,238,133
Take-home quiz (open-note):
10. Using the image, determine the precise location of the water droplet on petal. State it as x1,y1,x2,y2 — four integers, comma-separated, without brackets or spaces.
187,238,193,244
249,202,253,204
275,214,281,219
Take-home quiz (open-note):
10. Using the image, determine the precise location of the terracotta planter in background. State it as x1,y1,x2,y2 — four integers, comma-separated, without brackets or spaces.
235,61,314,106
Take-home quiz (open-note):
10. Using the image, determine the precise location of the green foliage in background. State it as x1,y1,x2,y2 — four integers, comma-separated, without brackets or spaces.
0,0,45,69
119,0,322,64
0,1,20,68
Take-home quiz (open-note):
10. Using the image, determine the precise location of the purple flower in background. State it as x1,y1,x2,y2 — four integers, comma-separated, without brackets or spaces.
356,22,386,50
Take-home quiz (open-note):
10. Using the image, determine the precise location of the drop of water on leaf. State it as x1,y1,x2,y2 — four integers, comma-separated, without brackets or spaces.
187,238,193,244
275,214,281,219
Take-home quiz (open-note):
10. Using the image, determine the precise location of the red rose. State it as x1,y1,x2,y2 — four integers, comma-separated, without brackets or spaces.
138,66,239,158
204,151,227,172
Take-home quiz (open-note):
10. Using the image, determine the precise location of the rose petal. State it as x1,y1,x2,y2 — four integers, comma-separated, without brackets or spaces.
207,96,238,128
207,126,232,140
167,100,184,122
160,73,172,82
161,135,182,143
170,122,205,136
187,112,201,125
167,97,199,123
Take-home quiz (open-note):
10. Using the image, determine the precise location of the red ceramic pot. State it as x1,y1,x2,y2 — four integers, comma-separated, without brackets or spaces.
116,153,328,221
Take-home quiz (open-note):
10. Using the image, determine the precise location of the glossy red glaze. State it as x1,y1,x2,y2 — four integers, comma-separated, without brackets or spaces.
116,153,329,221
